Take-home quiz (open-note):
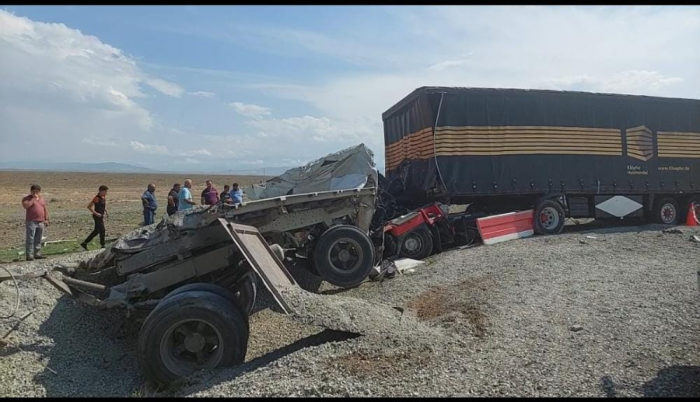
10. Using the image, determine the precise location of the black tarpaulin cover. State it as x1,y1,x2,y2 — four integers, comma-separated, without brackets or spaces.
383,87,700,200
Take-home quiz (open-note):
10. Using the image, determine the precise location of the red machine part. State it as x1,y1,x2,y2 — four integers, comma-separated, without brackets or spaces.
383,203,449,237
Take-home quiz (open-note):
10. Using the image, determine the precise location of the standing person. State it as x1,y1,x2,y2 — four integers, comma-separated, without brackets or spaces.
166,183,181,216
230,182,243,205
200,180,219,205
220,184,231,204
21,184,49,261
178,179,196,211
141,183,158,225
81,185,108,250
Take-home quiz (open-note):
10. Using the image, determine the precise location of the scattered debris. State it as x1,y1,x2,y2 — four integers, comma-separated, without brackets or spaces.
570,325,584,332
393,258,425,274
691,235,700,243
662,228,683,234
585,235,598,239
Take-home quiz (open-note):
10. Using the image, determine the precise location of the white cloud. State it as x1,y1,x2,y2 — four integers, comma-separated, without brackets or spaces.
129,141,169,155
0,9,184,163
542,71,684,94
82,136,119,147
183,157,201,164
145,78,184,97
189,91,216,98
428,59,469,71
239,159,264,165
193,148,212,156
228,102,271,118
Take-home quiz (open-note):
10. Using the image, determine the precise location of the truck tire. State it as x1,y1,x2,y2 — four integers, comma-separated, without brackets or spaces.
138,291,248,385
312,225,375,288
654,197,680,225
399,227,434,260
160,278,256,317
231,271,257,316
534,199,566,235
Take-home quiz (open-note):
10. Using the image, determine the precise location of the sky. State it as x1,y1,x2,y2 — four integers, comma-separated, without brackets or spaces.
1,6,699,173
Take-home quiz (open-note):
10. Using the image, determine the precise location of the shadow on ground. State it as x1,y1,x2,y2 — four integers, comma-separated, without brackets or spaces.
178,329,359,396
641,366,700,397
11,295,144,397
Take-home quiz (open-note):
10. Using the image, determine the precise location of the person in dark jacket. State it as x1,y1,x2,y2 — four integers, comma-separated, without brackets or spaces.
167,183,181,216
81,185,108,250
141,183,158,225
220,184,232,204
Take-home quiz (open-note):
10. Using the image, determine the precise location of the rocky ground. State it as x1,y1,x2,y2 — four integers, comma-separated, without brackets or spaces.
1,222,699,397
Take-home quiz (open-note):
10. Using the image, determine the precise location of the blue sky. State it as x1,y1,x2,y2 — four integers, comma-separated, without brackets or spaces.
1,6,699,173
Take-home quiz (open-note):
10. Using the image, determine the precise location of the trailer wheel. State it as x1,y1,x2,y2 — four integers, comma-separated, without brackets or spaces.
534,199,565,235
654,197,680,225
231,271,257,316
399,228,434,260
313,225,375,288
161,281,255,318
138,291,248,385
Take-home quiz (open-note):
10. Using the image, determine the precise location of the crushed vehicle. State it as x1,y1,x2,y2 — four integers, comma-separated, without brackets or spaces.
1,183,378,385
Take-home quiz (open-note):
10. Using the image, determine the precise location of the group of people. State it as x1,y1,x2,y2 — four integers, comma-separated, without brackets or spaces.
142,179,243,224
21,180,243,261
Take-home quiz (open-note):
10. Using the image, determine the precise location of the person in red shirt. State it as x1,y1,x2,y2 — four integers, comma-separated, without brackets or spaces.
200,180,220,205
21,184,49,261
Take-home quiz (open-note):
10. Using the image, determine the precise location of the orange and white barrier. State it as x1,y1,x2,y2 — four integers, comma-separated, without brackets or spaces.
476,210,535,245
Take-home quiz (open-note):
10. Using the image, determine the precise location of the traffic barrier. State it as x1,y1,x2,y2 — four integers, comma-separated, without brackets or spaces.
476,210,535,245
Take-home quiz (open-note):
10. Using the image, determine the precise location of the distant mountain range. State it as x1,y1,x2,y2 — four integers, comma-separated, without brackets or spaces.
0,161,157,173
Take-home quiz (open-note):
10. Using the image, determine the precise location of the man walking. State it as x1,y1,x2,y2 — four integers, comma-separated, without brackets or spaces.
81,185,108,250
141,183,158,225
167,183,181,216
21,184,49,261
178,179,196,211
230,182,243,205
201,180,219,205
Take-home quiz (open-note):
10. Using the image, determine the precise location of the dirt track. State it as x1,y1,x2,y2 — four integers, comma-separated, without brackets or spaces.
1,221,699,397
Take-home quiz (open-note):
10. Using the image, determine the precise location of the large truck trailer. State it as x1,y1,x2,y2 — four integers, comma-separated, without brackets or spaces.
383,87,700,236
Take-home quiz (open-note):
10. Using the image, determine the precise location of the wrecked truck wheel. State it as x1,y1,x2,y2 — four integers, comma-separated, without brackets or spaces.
138,291,248,385
161,277,257,317
313,225,375,288
534,199,566,235
231,271,257,316
399,228,434,260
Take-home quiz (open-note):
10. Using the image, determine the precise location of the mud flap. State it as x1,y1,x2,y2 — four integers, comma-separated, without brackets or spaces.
217,219,299,314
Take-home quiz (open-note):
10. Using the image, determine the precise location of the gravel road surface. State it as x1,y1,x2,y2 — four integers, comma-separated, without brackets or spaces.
1,222,699,397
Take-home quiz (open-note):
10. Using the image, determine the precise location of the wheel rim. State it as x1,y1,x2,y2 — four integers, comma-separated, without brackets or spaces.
539,207,560,230
160,319,224,377
402,233,424,257
326,238,363,274
660,203,676,224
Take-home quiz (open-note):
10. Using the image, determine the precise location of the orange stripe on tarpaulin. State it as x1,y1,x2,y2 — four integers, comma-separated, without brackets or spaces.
476,210,535,242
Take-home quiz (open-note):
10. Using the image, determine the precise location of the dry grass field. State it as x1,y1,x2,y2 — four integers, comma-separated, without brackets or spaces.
0,171,262,260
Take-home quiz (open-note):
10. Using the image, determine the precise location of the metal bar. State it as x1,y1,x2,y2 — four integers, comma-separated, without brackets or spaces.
61,277,108,292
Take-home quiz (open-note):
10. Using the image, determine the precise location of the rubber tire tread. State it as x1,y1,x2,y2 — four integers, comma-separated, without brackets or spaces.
399,227,434,260
312,225,375,288
138,290,248,385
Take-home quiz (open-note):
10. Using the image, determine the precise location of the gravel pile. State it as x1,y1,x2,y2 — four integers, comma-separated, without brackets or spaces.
1,223,699,397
